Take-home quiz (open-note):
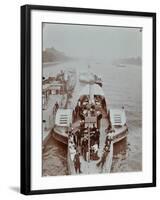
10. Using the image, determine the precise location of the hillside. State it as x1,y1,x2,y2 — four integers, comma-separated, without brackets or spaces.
43,47,69,63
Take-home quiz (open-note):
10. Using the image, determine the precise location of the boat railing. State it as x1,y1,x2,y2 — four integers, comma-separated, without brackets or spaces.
102,141,113,173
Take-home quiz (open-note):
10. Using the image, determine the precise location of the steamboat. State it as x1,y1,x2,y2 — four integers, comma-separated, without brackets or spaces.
53,80,128,174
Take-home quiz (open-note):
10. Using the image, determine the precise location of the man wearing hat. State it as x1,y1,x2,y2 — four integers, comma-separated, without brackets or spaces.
96,145,110,169
81,136,88,161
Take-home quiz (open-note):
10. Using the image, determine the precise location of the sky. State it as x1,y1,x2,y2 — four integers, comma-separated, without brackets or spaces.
43,23,142,61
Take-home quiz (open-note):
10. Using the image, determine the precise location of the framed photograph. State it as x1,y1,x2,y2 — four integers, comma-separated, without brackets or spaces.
21,5,156,195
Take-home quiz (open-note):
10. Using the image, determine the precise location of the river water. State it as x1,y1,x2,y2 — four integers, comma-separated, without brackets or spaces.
42,59,142,176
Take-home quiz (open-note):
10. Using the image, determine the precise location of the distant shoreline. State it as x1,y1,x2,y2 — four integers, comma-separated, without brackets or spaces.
43,57,75,67
43,61,62,67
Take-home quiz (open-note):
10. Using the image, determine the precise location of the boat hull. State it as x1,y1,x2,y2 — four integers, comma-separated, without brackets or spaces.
53,125,128,145
52,129,68,145
113,126,128,143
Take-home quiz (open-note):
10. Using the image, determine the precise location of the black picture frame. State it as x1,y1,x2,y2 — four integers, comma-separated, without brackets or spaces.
21,4,156,195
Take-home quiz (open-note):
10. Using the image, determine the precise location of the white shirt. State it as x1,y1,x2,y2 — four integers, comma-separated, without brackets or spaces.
92,143,98,152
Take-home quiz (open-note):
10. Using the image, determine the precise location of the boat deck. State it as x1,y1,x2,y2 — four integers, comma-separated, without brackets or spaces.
70,117,112,174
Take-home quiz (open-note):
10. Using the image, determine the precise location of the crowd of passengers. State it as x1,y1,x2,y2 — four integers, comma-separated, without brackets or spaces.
68,95,114,173
68,120,114,174
73,95,106,121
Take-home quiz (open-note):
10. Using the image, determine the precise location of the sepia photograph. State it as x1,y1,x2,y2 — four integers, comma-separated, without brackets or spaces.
42,23,142,176
1,0,157,197
20,5,156,194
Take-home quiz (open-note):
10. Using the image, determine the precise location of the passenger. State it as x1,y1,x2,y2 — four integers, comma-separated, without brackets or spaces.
79,126,83,138
90,130,95,146
105,123,112,134
68,129,72,137
52,105,55,115
69,128,74,141
69,143,76,161
55,101,59,112
70,128,76,145
80,120,85,131
75,104,79,119
105,133,110,148
83,109,88,116
73,109,76,122
74,152,81,173
90,108,94,116
96,111,102,129
96,146,110,169
105,131,113,148
82,137,88,161
107,109,110,120
91,142,99,160
78,99,81,107
69,141,75,149
92,124,96,132
95,129,100,148
82,120,85,128
102,98,106,109
73,132,77,146
69,133,74,143
91,104,95,110
76,129,81,146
